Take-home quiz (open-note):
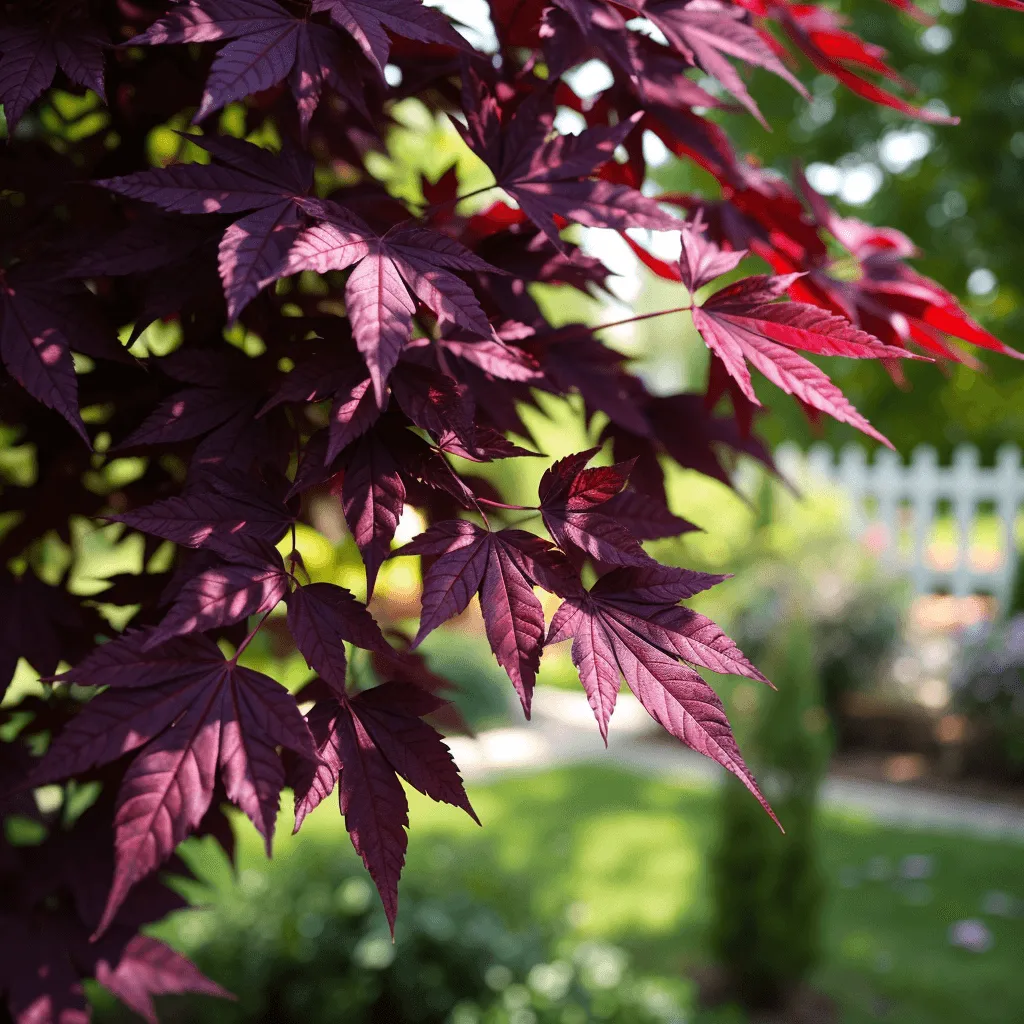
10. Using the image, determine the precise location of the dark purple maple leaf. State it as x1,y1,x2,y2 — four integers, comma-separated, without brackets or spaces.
336,431,407,596
282,204,497,402
600,489,698,539
4,0,1018,1015
311,0,467,73
0,568,109,698
0,269,91,444
96,135,315,321
293,683,475,929
395,521,574,714
34,629,314,937
286,581,389,695
109,467,294,560
546,572,775,826
456,77,681,250
146,544,290,648
0,18,106,131
127,0,367,133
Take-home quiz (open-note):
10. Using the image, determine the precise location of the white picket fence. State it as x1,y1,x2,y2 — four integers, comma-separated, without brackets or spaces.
774,443,1024,607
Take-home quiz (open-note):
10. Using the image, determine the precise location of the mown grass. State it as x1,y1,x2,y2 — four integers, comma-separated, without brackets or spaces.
162,763,1024,1024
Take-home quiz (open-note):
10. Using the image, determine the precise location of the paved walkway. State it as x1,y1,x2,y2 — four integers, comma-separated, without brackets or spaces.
446,688,1024,842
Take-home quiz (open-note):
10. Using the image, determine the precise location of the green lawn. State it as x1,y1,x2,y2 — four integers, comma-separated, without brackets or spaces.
165,764,1023,1024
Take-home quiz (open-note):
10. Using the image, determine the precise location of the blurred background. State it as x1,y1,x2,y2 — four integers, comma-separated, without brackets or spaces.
77,1,1024,1021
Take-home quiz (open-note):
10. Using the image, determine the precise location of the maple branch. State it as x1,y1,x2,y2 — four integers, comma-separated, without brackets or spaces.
591,306,693,335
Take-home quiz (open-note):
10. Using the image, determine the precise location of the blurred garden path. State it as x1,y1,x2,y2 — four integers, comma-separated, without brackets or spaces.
446,689,1024,842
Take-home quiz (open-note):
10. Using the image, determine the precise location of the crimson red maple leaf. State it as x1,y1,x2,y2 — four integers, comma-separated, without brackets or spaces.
773,4,958,125
33,630,315,937
292,683,476,929
776,166,1024,366
678,224,925,446
282,205,496,402
546,567,775,824
395,521,573,714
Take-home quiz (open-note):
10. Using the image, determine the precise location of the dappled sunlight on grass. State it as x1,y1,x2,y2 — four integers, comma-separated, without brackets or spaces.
564,810,702,936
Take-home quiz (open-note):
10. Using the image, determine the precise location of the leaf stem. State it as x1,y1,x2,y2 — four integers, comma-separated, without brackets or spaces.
591,305,693,334
232,608,276,663
476,497,536,511
416,183,500,220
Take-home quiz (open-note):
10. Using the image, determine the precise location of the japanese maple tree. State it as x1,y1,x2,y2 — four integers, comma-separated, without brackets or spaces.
1,0,1021,1019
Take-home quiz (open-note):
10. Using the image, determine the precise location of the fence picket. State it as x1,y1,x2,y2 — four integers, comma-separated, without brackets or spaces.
776,444,1024,608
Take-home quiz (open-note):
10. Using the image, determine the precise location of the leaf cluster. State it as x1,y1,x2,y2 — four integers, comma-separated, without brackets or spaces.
1,0,1021,1019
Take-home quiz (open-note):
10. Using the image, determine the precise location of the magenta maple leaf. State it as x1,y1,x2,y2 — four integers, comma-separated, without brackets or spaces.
546,572,775,825
34,629,315,937
286,581,390,695
283,204,496,401
93,935,231,1023
538,449,656,567
395,521,573,714
679,225,926,446
456,79,680,250
0,18,106,131
96,135,316,320
293,683,476,929
127,0,367,133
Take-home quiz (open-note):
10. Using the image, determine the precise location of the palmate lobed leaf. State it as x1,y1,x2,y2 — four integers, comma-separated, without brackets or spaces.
679,224,928,448
282,207,497,402
292,683,476,929
34,630,315,937
546,577,777,827
395,521,573,714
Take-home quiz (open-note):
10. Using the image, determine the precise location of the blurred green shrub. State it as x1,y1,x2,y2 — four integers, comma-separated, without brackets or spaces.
710,616,830,1012
93,845,689,1024
951,613,1024,782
